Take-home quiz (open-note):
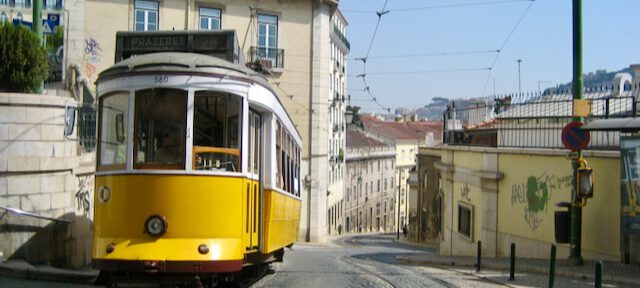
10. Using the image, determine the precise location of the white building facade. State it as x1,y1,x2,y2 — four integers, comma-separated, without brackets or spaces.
326,9,348,235
344,129,396,234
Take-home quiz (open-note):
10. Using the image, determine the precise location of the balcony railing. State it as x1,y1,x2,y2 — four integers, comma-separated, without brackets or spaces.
248,46,284,69
332,25,350,51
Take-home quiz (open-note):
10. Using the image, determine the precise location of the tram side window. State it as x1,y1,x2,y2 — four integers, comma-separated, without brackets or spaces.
134,89,187,169
276,122,283,188
98,92,129,171
192,91,242,172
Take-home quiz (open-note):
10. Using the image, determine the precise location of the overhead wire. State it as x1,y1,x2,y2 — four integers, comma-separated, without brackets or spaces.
480,0,536,98
354,0,392,112
343,0,533,14
348,49,500,61
349,67,491,77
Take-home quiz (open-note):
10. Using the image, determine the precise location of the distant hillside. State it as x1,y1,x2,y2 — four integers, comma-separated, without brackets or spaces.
553,67,633,91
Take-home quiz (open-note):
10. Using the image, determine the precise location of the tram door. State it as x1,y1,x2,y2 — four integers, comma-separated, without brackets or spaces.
247,110,262,251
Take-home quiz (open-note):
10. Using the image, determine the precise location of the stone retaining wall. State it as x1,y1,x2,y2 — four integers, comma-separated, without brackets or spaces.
0,93,94,268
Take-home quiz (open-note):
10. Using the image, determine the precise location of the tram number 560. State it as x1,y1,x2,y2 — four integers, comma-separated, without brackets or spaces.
154,75,169,84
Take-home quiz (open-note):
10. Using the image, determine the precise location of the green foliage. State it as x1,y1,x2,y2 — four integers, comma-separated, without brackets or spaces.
0,22,49,93
46,26,64,53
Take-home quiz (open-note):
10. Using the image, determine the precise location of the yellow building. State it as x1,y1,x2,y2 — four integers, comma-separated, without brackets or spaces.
436,147,620,260
435,70,640,261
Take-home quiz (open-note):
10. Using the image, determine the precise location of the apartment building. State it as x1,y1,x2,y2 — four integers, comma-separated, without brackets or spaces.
343,128,396,234
3,0,344,243
326,8,348,235
360,115,441,232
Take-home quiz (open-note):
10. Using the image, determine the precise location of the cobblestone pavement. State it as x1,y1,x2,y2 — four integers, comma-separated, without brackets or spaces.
251,234,630,287
2,233,639,287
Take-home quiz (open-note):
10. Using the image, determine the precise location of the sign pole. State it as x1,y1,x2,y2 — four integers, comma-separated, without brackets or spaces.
32,0,44,94
569,0,584,266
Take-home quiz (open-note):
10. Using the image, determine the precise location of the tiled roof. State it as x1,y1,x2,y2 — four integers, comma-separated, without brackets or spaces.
346,129,387,148
361,115,443,141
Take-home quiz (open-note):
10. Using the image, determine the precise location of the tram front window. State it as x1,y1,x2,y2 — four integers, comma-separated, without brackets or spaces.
193,91,242,172
98,92,129,171
134,88,187,169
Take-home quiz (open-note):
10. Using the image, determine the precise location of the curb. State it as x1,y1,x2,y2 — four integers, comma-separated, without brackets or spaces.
0,260,98,284
396,256,640,287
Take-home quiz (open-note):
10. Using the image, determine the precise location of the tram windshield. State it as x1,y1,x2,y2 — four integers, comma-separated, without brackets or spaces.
134,88,187,169
97,88,243,172
192,91,242,172
98,91,129,171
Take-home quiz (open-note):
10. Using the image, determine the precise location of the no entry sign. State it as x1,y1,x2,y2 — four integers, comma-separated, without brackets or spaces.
561,121,590,151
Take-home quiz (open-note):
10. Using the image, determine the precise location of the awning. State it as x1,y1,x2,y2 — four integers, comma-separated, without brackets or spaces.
581,118,640,132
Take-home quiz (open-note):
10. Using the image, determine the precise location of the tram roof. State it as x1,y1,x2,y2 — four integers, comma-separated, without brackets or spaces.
98,52,303,145
98,52,269,87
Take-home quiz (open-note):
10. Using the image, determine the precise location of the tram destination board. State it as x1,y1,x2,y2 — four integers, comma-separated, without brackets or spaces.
115,30,242,63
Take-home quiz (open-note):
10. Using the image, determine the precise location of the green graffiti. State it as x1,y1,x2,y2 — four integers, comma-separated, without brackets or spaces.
526,176,550,213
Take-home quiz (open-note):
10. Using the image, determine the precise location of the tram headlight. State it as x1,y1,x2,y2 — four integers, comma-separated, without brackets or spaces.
144,215,168,237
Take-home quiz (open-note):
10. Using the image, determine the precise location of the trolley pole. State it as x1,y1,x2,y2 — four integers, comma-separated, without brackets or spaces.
568,0,584,266
32,0,44,94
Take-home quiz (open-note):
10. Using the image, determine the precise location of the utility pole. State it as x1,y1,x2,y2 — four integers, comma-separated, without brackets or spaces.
517,59,522,97
569,0,584,266
32,0,44,94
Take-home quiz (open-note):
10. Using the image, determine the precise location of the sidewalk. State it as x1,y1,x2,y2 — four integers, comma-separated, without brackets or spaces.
394,239,640,287
0,259,97,284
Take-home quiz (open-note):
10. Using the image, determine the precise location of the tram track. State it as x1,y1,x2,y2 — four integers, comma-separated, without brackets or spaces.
338,236,453,288
344,235,513,288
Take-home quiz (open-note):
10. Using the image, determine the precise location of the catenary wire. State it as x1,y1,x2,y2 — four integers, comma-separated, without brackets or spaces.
480,0,536,98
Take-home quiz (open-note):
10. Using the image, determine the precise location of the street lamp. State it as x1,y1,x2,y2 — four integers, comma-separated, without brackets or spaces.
517,59,523,97
346,106,354,124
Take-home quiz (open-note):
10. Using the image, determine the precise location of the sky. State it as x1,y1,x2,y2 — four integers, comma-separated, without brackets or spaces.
339,0,640,113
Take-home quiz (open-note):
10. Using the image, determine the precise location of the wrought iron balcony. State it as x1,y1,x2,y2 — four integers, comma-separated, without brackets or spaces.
248,46,284,70
332,25,350,51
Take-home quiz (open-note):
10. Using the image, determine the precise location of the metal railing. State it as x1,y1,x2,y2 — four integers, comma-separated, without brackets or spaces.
332,25,350,50
77,103,96,152
0,205,71,224
248,46,284,69
443,87,640,150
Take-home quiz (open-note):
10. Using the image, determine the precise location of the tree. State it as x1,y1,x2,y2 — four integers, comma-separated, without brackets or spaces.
46,26,64,54
0,22,48,93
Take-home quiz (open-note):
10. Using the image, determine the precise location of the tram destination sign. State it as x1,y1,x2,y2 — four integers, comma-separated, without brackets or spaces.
115,30,242,64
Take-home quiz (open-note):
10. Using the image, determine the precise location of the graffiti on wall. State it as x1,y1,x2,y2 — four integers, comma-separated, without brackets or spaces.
84,38,102,79
511,173,571,231
75,175,94,215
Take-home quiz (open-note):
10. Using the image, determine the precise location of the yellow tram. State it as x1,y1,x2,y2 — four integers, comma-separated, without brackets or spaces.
92,50,302,285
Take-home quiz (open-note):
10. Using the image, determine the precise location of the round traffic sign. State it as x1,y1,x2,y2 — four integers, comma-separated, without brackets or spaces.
561,121,590,151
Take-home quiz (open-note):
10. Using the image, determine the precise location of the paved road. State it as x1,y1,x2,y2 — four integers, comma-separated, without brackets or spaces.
252,234,636,288
3,233,634,287
252,234,510,288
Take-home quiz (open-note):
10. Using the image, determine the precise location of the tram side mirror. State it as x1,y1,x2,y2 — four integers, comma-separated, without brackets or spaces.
64,105,76,136
116,113,125,144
